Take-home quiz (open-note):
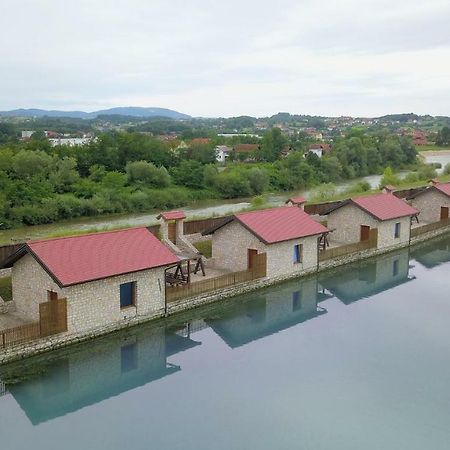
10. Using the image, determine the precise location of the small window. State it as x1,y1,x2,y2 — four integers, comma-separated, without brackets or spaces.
394,222,401,238
121,342,138,373
292,290,302,311
393,259,399,276
120,282,136,309
293,244,303,264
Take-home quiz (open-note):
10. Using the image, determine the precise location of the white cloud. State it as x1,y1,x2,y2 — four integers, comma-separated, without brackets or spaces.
0,0,449,116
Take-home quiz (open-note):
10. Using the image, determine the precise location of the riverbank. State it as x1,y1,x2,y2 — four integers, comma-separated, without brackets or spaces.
0,171,412,245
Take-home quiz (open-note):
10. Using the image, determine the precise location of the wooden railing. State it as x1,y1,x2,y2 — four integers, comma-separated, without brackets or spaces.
319,229,378,262
411,218,450,237
166,253,267,303
0,381,7,397
0,297,68,350
0,322,41,349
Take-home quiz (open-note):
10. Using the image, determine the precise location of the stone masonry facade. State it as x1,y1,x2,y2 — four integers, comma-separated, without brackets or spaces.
12,253,168,334
409,189,450,223
326,203,411,249
211,220,319,278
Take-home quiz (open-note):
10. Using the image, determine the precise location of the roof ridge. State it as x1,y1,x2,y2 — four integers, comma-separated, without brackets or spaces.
236,205,293,217
28,226,150,245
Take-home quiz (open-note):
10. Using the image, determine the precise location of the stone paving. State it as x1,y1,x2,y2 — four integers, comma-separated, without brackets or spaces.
0,310,31,330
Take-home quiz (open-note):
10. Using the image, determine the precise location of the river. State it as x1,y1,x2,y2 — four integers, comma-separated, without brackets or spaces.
1,234,450,450
420,149,450,174
0,173,401,245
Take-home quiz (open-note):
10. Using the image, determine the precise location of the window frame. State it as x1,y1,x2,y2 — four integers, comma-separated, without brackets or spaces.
293,244,303,264
120,281,137,309
394,222,401,238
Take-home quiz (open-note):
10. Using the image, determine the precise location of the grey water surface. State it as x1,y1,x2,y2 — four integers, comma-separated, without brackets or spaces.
1,235,450,450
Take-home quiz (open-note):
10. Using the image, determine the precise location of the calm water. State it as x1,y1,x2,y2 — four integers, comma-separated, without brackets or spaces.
1,236,450,450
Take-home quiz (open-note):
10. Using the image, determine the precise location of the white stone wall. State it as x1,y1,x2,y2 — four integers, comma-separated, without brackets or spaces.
12,253,63,321
327,203,411,249
409,189,450,223
211,220,319,278
11,254,168,334
63,267,167,334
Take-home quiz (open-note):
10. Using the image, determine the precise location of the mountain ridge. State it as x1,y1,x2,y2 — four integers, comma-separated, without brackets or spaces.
0,107,190,120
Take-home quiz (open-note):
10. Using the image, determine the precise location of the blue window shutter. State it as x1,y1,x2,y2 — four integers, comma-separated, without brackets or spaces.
120,282,134,308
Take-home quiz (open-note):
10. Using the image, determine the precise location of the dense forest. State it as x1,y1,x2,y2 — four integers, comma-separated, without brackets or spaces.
0,125,424,229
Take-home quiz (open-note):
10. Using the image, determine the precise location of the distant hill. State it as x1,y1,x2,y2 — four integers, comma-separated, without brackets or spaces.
0,107,190,120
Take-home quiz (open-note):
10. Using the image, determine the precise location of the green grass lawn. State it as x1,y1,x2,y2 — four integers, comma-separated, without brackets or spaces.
0,276,12,302
193,240,212,258
418,144,450,152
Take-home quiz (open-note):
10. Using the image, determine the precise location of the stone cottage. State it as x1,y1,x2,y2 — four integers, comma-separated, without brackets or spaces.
408,182,450,223
203,206,328,279
2,227,179,334
324,192,419,250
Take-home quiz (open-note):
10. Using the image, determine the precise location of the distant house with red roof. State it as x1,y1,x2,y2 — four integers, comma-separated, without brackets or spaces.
308,143,331,158
408,181,450,223
203,206,328,279
411,130,428,146
324,193,418,249
232,144,260,161
190,138,211,146
3,228,179,333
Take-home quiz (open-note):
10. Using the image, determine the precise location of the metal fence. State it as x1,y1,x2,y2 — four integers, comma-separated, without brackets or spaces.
166,253,267,303
411,218,450,237
319,229,378,261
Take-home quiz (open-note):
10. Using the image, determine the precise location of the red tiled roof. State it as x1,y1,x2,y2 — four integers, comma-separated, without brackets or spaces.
286,196,306,205
157,210,186,220
234,144,259,153
235,206,328,244
435,182,450,197
26,227,179,287
309,143,331,151
351,193,418,221
191,138,210,145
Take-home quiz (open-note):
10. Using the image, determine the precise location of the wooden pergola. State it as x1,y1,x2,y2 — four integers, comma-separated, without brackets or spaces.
165,252,205,286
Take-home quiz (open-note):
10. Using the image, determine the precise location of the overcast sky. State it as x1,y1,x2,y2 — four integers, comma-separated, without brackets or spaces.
1,0,449,117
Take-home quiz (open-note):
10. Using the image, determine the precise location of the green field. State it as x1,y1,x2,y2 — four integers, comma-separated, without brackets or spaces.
418,144,450,152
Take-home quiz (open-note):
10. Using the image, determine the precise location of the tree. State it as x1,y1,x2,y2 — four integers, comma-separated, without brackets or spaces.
214,171,252,198
49,157,80,192
171,160,205,189
379,167,400,188
247,168,269,194
11,150,52,178
260,128,287,162
126,160,170,188
436,126,450,146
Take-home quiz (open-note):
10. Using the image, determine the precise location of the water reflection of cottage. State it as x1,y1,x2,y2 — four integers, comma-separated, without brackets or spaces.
208,278,329,348
320,249,414,304
3,323,201,425
410,237,450,269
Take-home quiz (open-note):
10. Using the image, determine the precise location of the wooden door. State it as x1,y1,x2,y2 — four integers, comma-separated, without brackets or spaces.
248,249,258,269
168,222,176,242
39,298,68,337
360,225,370,241
440,207,449,220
